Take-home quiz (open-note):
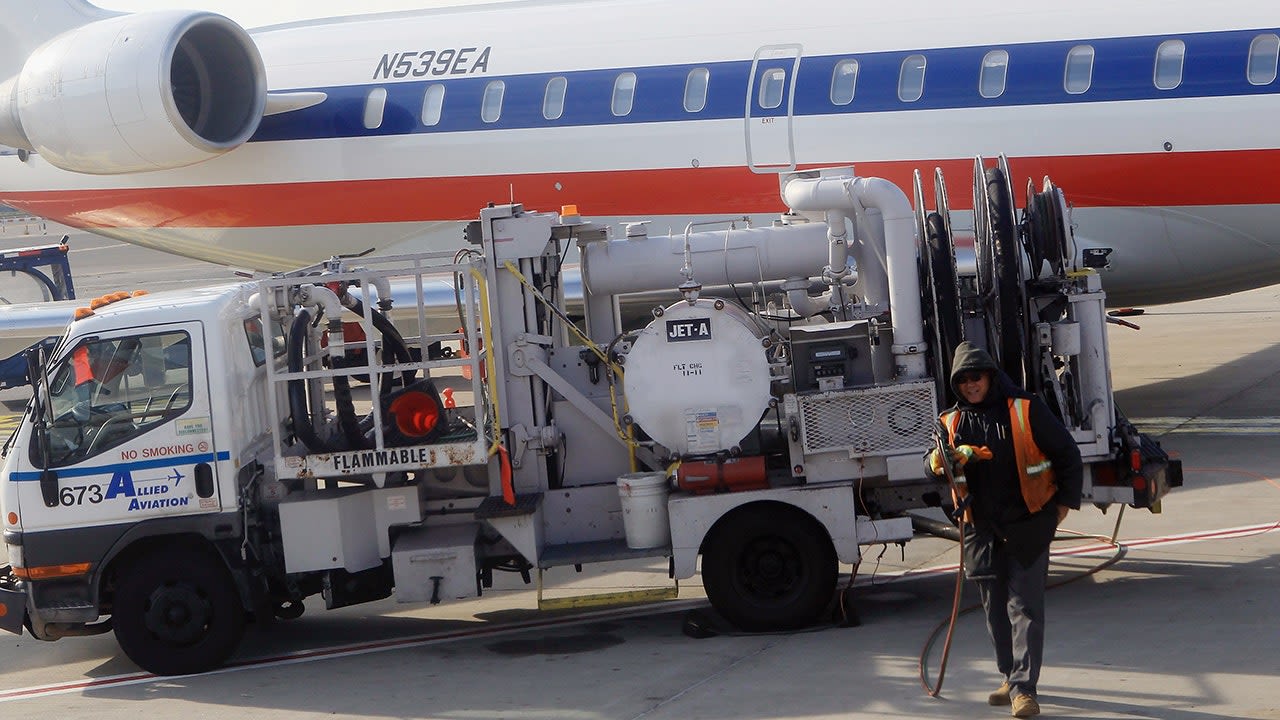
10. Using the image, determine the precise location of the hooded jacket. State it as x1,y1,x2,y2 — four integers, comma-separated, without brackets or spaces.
942,342,1083,558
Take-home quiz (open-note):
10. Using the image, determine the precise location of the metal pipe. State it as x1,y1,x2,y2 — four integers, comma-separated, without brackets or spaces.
581,222,830,296
853,176,927,379
782,172,928,379
782,277,832,318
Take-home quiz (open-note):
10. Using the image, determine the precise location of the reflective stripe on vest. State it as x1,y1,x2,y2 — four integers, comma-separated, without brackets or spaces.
939,399,1057,514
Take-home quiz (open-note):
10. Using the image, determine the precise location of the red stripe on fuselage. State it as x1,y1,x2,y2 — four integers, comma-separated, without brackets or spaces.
3,149,1278,229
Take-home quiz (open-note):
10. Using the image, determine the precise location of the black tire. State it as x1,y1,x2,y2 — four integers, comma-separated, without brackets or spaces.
112,545,245,675
701,504,837,631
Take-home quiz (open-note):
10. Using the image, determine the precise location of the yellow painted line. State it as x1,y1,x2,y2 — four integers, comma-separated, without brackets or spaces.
0,412,19,434
537,586,680,612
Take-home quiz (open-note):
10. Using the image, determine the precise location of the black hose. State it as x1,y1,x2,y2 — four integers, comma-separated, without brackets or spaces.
332,371,366,451
287,310,331,453
347,298,415,393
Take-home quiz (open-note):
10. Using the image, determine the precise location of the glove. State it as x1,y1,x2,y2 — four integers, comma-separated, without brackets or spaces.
928,448,947,476
953,444,992,466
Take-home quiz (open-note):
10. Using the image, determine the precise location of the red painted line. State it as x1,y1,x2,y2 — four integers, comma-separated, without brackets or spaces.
884,521,1280,581
3,149,1279,230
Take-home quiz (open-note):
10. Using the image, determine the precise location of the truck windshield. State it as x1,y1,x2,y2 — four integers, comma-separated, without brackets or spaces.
33,331,193,467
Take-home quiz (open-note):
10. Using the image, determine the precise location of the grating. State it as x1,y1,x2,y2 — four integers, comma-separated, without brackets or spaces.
798,381,937,457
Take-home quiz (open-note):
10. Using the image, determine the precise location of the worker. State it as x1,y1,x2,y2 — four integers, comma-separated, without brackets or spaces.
928,341,1082,718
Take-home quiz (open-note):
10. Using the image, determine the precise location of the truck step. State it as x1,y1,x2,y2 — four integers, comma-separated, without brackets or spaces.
475,492,542,519
536,563,679,612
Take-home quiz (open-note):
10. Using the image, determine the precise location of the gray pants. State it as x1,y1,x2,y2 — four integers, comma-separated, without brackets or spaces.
975,546,1050,698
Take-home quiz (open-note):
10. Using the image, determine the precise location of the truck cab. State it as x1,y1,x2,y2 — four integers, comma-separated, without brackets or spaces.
1,284,266,671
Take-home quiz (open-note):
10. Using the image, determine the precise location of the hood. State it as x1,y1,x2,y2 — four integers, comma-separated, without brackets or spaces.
949,341,999,388
949,341,1028,406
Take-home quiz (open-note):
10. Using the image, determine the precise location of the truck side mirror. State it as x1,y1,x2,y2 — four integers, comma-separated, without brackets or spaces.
39,467,60,508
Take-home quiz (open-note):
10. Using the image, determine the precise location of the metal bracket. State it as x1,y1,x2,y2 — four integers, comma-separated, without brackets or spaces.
508,422,560,469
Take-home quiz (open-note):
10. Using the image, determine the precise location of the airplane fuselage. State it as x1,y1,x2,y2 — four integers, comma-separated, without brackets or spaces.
1,0,1278,305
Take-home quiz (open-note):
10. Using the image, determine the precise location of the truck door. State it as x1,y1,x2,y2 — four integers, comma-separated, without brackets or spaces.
745,44,801,173
12,322,223,530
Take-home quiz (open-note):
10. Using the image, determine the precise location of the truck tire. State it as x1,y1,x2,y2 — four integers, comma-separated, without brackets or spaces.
112,546,245,675
701,504,836,631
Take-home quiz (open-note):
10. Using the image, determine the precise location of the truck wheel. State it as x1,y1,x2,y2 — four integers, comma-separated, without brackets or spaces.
701,504,837,631
112,546,245,675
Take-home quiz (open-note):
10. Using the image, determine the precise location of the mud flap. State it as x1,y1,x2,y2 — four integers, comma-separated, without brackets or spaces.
0,568,27,635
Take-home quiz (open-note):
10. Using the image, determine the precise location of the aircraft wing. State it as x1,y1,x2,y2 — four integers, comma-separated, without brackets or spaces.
0,297,76,359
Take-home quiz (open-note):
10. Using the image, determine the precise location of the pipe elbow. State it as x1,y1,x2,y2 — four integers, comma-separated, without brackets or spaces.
295,283,344,319
783,278,832,318
370,276,393,308
853,177,915,222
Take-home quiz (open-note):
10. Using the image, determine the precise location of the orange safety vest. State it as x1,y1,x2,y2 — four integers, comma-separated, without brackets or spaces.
941,397,1058,516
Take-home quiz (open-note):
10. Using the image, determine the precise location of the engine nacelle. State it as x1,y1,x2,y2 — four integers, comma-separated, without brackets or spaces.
1,11,266,174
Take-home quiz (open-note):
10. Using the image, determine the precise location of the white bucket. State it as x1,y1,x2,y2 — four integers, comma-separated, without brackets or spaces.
616,472,671,549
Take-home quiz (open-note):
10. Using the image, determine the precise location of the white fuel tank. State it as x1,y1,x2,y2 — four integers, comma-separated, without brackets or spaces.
622,299,771,456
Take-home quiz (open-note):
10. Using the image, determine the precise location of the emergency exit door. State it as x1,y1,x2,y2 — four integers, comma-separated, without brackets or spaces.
745,44,801,172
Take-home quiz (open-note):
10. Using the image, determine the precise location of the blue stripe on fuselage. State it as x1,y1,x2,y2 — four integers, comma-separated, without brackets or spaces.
252,28,1280,143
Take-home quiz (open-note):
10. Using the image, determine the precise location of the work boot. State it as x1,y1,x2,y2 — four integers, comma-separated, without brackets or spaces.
1011,693,1041,718
988,682,1012,706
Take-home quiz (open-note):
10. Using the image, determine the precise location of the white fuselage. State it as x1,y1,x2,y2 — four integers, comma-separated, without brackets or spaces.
1,0,1278,305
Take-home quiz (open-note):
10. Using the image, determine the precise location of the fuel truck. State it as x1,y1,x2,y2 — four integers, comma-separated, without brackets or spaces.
0,160,1179,674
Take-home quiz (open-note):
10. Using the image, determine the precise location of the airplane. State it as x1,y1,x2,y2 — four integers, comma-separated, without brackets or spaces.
0,0,1277,307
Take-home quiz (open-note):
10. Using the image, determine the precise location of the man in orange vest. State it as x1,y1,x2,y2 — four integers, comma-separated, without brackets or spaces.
928,341,1082,718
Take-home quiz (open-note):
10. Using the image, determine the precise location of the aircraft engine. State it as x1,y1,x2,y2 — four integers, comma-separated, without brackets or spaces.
0,11,266,174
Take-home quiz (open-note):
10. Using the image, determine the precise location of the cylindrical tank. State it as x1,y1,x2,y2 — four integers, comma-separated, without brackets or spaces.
622,299,771,456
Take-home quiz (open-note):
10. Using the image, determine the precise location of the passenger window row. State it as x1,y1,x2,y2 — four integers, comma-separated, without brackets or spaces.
361,32,1280,129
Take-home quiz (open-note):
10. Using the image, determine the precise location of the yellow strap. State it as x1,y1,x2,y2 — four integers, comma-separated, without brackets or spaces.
468,267,502,457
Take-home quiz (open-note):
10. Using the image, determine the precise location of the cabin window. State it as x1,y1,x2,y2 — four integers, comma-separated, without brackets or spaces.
363,88,387,129
1154,40,1186,90
683,68,709,112
759,68,786,109
421,84,445,126
543,76,567,120
611,72,637,116
1064,45,1095,94
830,59,859,105
898,54,926,102
979,50,1009,98
481,80,505,123
1248,33,1280,85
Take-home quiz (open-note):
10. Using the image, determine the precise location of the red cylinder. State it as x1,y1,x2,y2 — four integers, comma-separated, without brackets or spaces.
676,456,768,495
